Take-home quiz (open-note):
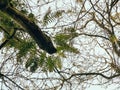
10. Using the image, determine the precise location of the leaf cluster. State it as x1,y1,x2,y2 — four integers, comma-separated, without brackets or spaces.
0,5,62,73
43,10,65,26
0,4,79,73
54,27,79,56
25,53,62,72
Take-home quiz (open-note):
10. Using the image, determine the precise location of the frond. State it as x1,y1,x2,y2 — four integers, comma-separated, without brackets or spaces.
43,10,64,26
54,31,79,54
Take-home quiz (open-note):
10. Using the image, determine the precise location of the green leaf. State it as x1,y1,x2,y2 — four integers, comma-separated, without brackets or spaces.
20,9,28,14
55,58,62,69
43,10,64,26
55,34,71,46
46,57,54,72
17,40,36,62
38,53,46,67
55,33,79,54
25,58,34,69
54,10,64,18
25,57,39,72
28,13,36,22
110,34,117,43
30,61,38,72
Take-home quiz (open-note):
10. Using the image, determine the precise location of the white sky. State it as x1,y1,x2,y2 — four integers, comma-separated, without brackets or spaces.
0,0,119,90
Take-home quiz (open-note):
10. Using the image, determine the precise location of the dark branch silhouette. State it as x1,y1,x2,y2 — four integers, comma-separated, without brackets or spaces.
0,0,57,54
111,0,119,7
0,28,16,49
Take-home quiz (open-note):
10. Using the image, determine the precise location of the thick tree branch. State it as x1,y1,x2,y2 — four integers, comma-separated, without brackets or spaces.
0,0,57,54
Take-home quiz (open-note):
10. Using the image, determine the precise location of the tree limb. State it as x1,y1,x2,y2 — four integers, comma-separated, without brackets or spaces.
0,73,24,90
78,33,109,40
68,72,120,80
110,0,119,7
0,29,16,49
0,0,57,54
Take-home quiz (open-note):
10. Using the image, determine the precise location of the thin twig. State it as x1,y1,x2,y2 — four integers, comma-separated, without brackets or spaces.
0,73,24,90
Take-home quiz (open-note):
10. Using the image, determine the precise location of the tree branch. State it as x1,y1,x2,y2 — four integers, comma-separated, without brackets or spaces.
68,72,120,80
0,73,24,90
78,33,109,40
0,1,57,54
110,0,119,7
0,29,16,49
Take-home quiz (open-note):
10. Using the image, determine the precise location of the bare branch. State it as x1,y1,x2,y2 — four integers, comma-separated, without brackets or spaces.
78,33,109,40
68,72,120,80
110,0,119,7
0,73,24,90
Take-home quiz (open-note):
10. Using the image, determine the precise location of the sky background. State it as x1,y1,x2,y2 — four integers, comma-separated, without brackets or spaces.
0,0,119,90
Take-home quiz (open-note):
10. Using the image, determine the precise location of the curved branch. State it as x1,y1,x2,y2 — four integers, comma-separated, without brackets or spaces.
68,72,120,80
78,33,109,40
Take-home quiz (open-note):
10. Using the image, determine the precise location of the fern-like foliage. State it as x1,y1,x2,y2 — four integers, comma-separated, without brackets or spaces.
25,57,39,72
54,27,79,56
16,39,36,62
0,6,80,73
25,53,62,72
0,7,63,73
43,10,65,26
0,3,78,73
